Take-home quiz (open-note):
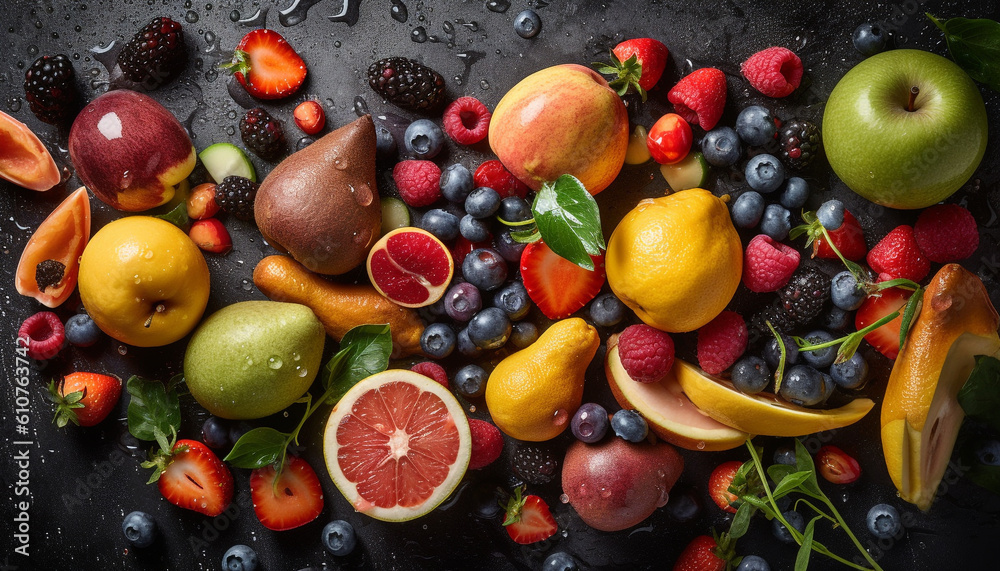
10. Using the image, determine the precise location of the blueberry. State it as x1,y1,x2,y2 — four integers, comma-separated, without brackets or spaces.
611,409,648,442
201,417,230,450
122,511,156,548
817,199,845,230
498,196,532,223
764,334,799,368
493,281,531,320
745,154,785,193
760,204,792,241
403,119,444,159
222,544,259,571
821,306,851,331
456,327,484,357
831,271,866,311
374,121,397,156
665,484,702,523
974,440,1000,466
737,555,771,571
513,9,542,38
419,209,460,241
830,351,869,389
467,307,512,349
773,445,797,466
542,551,578,571
588,292,626,327
465,187,501,219
321,520,357,556
229,423,249,447
462,248,509,291
440,164,474,203
444,282,482,322
731,356,771,394
420,323,456,359
65,313,103,347
801,330,838,368
772,510,805,543
779,176,810,210
509,321,539,349
731,191,765,229
866,503,901,540
735,105,776,146
779,365,826,406
460,214,491,243
571,402,609,443
454,364,488,398
494,229,527,263
701,126,742,167
853,23,889,57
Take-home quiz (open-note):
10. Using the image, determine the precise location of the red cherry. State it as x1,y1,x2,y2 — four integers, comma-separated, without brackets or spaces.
816,445,862,484
646,113,693,165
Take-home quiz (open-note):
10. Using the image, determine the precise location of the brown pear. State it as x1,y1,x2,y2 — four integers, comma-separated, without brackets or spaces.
255,115,381,275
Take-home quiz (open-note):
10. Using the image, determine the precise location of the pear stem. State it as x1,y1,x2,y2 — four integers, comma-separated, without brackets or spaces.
144,303,166,328
907,86,919,112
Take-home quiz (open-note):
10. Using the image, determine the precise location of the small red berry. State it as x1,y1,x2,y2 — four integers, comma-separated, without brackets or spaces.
393,160,442,207
913,204,979,263
467,419,503,470
293,100,326,135
189,218,233,254
696,311,748,375
647,113,693,164
473,160,529,199
617,324,675,383
442,96,491,145
410,361,449,388
741,47,804,98
743,234,801,293
18,311,65,360
816,445,862,484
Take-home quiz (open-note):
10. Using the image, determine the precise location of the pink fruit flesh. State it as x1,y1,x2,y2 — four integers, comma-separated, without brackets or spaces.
386,232,451,286
369,249,431,305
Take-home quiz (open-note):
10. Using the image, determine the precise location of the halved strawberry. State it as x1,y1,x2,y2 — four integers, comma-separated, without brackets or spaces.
520,240,606,320
250,455,324,531
708,460,742,514
158,439,234,516
502,487,557,545
223,29,306,100
48,372,122,427
815,210,866,261
855,286,908,360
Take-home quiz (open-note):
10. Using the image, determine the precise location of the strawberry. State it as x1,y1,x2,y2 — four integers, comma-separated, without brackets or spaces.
223,29,306,100
468,418,504,470
708,460,742,513
520,240,606,320
474,159,529,199
673,534,734,571
609,38,669,93
867,225,930,283
48,372,122,427
158,439,234,516
250,455,324,531
855,286,908,360
502,487,557,544
815,210,866,261
668,67,727,131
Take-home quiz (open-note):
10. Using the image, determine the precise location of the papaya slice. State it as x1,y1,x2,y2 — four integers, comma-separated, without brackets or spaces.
0,110,61,191
15,187,91,308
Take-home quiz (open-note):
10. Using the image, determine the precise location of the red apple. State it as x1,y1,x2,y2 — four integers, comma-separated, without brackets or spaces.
68,90,196,212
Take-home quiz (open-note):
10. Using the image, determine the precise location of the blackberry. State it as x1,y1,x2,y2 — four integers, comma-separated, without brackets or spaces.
214,176,258,221
367,57,446,112
749,299,796,341
512,444,559,484
116,17,187,89
779,119,821,170
23,54,79,124
239,108,285,160
777,266,830,327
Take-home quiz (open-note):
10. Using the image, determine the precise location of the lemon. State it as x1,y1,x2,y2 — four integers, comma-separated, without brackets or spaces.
485,318,599,441
606,188,742,333
78,216,210,347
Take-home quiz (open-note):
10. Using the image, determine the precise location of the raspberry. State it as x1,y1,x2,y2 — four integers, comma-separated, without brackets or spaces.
741,47,803,98
914,204,979,263
392,160,442,207
867,225,930,283
743,234,801,293
18,311,65,360
617,324,675,383
667,67,727,131
442,96,492,145
410,361,449,388
473,160,529,199
467,419,503,470
697,311,748,375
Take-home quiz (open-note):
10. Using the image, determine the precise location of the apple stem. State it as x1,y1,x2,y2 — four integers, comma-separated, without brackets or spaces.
144,303,166,328
907,86,919,112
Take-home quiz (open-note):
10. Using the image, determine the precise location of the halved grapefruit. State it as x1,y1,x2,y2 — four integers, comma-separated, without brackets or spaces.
323,369,471,522
366,227,454,308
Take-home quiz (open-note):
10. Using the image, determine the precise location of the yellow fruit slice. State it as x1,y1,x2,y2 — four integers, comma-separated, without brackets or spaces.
673,359,874,437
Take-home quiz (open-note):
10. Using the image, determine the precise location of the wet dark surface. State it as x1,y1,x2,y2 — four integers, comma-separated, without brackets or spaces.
2,0,1000,570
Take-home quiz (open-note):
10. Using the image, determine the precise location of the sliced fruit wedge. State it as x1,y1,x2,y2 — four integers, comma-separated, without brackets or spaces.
881,264,1000,511
199,142,256,182
0,110,61,191
366,227,454,308
605,334,749,451
673,359,874,437
15,187,91,307
659,151,708,192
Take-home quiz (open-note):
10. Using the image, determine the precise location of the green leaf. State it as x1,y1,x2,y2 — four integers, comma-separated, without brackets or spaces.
794,516,820,571
729,501,756,539
154,201,190,229
794,439,822,496
928,14,1000,90
531,175,605,271
774,470,813,498
767,463,796,486
321,347,350,393
224,427,290,469
739,494,777,519
958,355,1000,432
126,376,181,443
325,324,392,404
898,287,924,351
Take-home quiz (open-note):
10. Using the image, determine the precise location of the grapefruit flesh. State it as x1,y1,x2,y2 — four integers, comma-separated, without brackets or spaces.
367,228,454,307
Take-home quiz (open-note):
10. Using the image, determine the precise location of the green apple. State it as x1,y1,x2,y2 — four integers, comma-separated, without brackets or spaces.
823,49,987,209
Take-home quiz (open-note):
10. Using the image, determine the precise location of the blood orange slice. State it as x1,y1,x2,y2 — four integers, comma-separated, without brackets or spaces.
366,227,454,308
323,369,471,522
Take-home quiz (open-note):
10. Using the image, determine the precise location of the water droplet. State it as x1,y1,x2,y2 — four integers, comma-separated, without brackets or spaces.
479,79,490,90
389,0,407,22
298,367,308,378
240,279,252,291
7,97,22,112
184,10,199,23
132,274,141,285
410,26,427,43
296,136,314,150
443,20,455,36
353,95,369,117
486,0,510,13
552,408,569,427
143,250,153,259
468,404,476,413
292,352,301,362
225,125,235,136
657,489,670,507
334,40,342,48
229,9,240,21
696,441,706,450
27,45,39,56
268,356,283,369
237,6,268,27
245,356,254,367
600,486,611,498
117,345,127,355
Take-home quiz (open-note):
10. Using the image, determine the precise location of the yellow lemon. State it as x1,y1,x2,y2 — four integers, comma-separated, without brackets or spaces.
78,216,210,347
606,189,742,333
485,318,599,441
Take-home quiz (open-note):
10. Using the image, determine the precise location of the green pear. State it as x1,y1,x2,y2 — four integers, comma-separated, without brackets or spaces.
184,301,325,419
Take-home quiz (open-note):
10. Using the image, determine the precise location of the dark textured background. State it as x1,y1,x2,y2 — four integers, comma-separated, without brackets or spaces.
2,0,1000,569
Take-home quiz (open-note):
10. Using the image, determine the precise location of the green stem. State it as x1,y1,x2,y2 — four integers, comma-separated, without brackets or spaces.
821,495,884,571
796,311,899,352
792,497,838,527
